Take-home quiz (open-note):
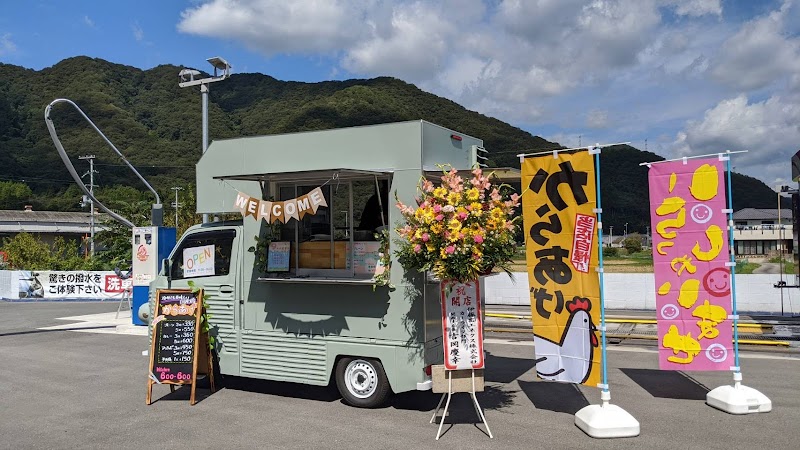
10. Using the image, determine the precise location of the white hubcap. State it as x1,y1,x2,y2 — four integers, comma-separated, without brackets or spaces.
344,359,377,399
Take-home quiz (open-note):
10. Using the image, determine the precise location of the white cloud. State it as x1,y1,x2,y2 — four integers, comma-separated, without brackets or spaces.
672,93,800,185
0,33,17,56
661,0,722,17
132,22,144,42
178,0,370,54
586,110,609,128
342,2,454,80
174,0,799,186
711,1,800,90
83,15,94,28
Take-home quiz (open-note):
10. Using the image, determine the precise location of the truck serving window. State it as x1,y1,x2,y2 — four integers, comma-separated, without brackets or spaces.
276,178,389,277
171,229,236,279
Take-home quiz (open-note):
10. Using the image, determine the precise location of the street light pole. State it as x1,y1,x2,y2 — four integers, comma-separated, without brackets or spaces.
624,222,628,238
171,186,183,230
609,226,613,247
179,56,231,224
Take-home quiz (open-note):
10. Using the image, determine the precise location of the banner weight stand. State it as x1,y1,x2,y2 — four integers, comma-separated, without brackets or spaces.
705,152,771,414
573,145,640,438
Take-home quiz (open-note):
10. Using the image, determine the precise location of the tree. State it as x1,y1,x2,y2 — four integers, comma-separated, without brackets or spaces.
1,233,53,269
622,234,643,254
0,181,33,210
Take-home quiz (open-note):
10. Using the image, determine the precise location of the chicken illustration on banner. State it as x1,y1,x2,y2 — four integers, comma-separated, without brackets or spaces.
648,158,733,370
521,151,601,386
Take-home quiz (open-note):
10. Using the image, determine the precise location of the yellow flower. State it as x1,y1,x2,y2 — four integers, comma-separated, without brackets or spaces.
466,188,480,201
426,243,435,252
433,187,447,199
447,219,462,233
470,202,483,216
447,192,462,204
431,222,444,234
490,207,504,220
440,248,448,259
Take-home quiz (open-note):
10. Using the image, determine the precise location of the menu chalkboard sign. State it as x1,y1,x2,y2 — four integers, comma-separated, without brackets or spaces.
146,289,214,405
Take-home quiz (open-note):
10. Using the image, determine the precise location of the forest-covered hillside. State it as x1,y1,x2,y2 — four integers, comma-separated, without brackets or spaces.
0,56,785,233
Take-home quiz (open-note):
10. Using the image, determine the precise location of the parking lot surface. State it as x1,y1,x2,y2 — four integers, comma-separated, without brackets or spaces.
1,302,799,449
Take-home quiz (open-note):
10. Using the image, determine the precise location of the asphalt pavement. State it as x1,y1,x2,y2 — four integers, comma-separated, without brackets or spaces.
1,301,799,449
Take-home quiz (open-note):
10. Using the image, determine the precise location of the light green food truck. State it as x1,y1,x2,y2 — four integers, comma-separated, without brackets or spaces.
150,120,486,407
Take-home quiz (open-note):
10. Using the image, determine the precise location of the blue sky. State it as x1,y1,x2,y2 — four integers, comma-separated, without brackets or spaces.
1,0,799,188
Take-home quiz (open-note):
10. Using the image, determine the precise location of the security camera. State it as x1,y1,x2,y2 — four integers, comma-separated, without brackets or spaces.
178,68,202,83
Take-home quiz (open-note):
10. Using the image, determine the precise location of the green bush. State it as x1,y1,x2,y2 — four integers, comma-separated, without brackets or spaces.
603,246,619,257
622,236,643,254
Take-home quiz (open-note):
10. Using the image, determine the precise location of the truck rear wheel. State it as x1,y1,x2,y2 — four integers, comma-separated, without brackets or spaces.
335,357,391,408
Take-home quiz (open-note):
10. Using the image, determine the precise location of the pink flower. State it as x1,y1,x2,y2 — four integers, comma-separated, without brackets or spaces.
474,235,484,243
422,180,434,193
490,188,501,201
421,233,430,242
433,204,442,213
414,244,422,253
435,214,444,221
445,245,455,254
457,212,468,220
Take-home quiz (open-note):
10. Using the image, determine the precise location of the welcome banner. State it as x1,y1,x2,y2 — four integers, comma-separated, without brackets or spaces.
521,151,601,386
235,187,327,223
648,158,733,370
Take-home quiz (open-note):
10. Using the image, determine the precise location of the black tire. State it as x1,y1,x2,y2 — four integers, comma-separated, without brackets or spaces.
335,357,392,408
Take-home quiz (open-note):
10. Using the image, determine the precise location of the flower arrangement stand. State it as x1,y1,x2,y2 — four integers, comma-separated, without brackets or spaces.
429,368,492,440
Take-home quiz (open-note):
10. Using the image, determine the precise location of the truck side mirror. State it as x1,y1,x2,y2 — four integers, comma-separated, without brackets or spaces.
161,258,171,279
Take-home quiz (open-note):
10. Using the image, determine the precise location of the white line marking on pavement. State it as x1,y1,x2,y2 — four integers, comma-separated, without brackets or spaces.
484,337,800,361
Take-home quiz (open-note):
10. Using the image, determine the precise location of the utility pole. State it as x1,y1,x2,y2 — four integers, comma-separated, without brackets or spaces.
79,155,97,257
171,186,183,230
579,134,582,147
609,226,613,247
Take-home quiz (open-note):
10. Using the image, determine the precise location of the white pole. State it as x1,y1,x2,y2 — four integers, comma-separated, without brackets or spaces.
201,84,209,224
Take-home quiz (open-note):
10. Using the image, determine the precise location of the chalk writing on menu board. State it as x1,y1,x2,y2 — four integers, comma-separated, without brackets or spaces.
150,291,199,384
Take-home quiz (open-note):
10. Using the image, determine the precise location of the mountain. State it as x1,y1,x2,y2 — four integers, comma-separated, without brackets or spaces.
0,56,785,232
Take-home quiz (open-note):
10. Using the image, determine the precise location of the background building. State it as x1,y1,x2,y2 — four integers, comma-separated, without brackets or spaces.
0,206,107,255
732,208,792,256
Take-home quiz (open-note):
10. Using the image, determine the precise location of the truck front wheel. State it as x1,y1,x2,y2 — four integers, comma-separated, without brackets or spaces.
335,357,391,408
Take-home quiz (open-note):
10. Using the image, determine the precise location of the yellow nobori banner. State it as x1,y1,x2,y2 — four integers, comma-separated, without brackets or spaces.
521,151,601,386
234,187,328,224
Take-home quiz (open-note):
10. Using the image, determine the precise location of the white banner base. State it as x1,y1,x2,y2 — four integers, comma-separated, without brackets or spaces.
706,373,771,414
575,390,640,439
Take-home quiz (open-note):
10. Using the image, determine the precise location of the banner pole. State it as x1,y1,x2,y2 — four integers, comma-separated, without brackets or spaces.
574,145,639,438
592,148,609,394
724,155,742,373
705,151,771,414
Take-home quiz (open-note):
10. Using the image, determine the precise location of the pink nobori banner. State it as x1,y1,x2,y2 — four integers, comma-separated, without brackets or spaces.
648,157,733,371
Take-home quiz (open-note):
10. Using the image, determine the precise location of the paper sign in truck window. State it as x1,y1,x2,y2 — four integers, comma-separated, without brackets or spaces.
182,245,215,278
267,241,291,272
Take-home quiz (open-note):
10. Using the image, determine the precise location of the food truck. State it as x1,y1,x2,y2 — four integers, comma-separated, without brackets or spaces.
150,120,486,407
